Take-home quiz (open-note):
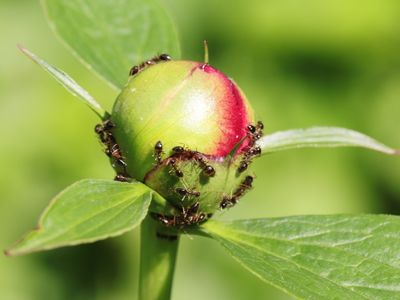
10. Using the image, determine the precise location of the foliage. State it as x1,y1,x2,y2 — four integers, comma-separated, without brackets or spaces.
6,180,151,256
42,0,180,89
3,0,400,299
200,215,400,299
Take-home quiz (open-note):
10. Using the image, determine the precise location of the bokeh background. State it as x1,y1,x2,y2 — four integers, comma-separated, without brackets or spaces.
1,0,399,299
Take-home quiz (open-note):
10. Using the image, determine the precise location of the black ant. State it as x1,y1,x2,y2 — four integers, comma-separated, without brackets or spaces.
151,202,206,228
95,120,115,143
167,157,184,177
106,144,127,167
237,121,264,173
170,146,216,177
237,161,249,173
236,146,261,173
154,140,164,165
246,121,264,146
95,119,130,180
220,196,233,209
193,152,215,177
114,174,130,182
175,187,201,198
129,54,171,76
220,175,254,209
235,175,253,196
172,146,185,154
95,119,115,132
181,202,206,225
248,146,262,157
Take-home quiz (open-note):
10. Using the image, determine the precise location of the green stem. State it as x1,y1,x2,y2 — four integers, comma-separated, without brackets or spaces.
139,216,180,300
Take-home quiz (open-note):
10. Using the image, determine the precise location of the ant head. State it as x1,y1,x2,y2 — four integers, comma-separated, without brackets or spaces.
159,54,171,61
155,141,163,151
247,124,256,133
94,124,103,133
238,161,248,173
172,146,184,154
245,176,254,185
129,66,140,76
203,165,215,177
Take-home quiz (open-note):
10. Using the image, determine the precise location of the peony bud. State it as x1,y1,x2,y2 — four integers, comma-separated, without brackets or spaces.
109,59,261,223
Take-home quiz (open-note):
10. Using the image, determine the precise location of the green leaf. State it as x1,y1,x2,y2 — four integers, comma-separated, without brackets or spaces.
5,179,152,256
19,45,107,119
258,127,399,156
42,0,181,89
200,215,400,300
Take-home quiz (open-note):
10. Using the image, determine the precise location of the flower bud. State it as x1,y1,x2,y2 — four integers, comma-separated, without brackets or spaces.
110,60,259,219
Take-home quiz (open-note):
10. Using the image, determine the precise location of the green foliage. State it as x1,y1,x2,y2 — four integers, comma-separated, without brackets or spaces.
42,0,181,89
6,179,152,256
201,215,400,299
259,127,399,156
3,0,400,299
18,46,107,119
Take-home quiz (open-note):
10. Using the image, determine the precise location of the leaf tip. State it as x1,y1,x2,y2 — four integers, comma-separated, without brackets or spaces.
16,43,27,53
17,44,34,60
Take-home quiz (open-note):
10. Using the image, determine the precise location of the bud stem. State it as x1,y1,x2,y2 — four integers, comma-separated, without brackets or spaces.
139,216,180,300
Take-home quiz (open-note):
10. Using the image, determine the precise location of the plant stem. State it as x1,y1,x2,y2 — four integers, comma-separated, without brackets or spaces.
139,216,180,300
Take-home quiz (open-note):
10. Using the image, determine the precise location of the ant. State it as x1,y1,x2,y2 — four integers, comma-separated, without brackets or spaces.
106,143,127,167
235,175,253,197
172,145,185,154
153,143,185,176
154,140,164,165
170,145,216,177
236,146,261,173
151,202,206,228
180,202,206,225
175,187,201,198
192,152,216,177
114,174,130,182
237,161,249,173
246,121,264,146
167,157,184,177
237,121,264,173
95,119,130,181
129,54,171,76
220,175,254,209
95,119,115,143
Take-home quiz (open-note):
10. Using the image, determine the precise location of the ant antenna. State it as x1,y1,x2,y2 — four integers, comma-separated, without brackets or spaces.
203,40,209,64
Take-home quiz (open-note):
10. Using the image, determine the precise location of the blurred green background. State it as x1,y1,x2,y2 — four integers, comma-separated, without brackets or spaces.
1,0,399,299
